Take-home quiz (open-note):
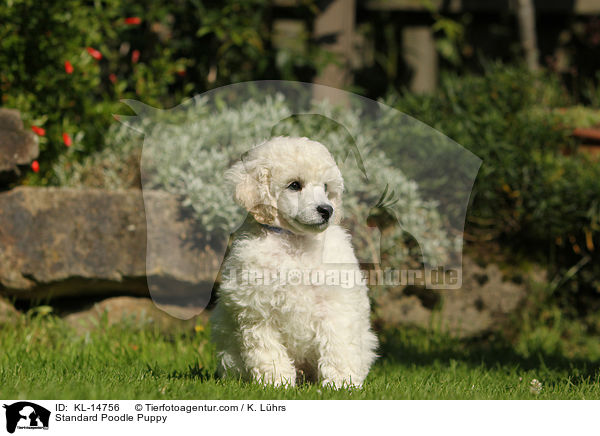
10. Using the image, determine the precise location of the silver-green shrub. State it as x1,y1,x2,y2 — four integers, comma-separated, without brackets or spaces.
55,94,454,269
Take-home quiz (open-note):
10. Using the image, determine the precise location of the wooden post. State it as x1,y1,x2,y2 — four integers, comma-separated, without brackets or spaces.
312,0,356,104
402,25,438,93
516,0,539,71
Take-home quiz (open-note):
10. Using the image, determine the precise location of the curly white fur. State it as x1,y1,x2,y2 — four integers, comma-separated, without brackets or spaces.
211,137,378,388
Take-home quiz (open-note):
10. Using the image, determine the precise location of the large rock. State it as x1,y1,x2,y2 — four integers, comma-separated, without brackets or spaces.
375,256,533,338
63,296,205,333
0,109,39,185
0,187,221,315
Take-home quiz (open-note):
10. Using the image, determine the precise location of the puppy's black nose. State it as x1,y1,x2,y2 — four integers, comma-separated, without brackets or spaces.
317,204,333,221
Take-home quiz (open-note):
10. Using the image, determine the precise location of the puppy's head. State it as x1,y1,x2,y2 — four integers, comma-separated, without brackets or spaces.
227,137,344,234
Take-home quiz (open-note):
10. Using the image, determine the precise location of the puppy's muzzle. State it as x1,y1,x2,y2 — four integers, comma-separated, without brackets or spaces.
317,204,333,222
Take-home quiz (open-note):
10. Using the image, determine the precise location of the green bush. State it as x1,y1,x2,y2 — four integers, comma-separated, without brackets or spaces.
390,63,600,309
0,0,322,183
1,0,175,181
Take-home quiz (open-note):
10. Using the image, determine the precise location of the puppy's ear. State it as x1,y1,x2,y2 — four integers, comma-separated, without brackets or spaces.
226,159,278,225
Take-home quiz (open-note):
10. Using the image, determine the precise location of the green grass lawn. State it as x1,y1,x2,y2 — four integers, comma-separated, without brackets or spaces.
1,314,599,400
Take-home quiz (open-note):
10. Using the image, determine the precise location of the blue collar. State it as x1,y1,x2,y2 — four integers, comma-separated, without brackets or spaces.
261,224,294,236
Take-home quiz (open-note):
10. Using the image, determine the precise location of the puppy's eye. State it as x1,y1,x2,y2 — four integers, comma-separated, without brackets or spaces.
287,181,302,191
324,183,328,192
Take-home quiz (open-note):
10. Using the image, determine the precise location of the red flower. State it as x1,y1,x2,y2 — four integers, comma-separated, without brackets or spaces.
131,49,140,64
177,69,186,77
86,47,102,60
124,17,141,25
109,73,117,84
31,160,40,173
64,60,74,74
31,126,45,136
62,132,72,147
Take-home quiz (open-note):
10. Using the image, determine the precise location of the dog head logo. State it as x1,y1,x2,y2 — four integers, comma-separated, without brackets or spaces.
120,81,481,317
3,402,50,434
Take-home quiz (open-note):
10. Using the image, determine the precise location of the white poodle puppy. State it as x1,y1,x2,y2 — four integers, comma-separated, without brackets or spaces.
211,136,378,388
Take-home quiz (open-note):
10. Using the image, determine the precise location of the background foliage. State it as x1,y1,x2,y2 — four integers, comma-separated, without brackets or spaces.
392,64,600,321
3,1,600,344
